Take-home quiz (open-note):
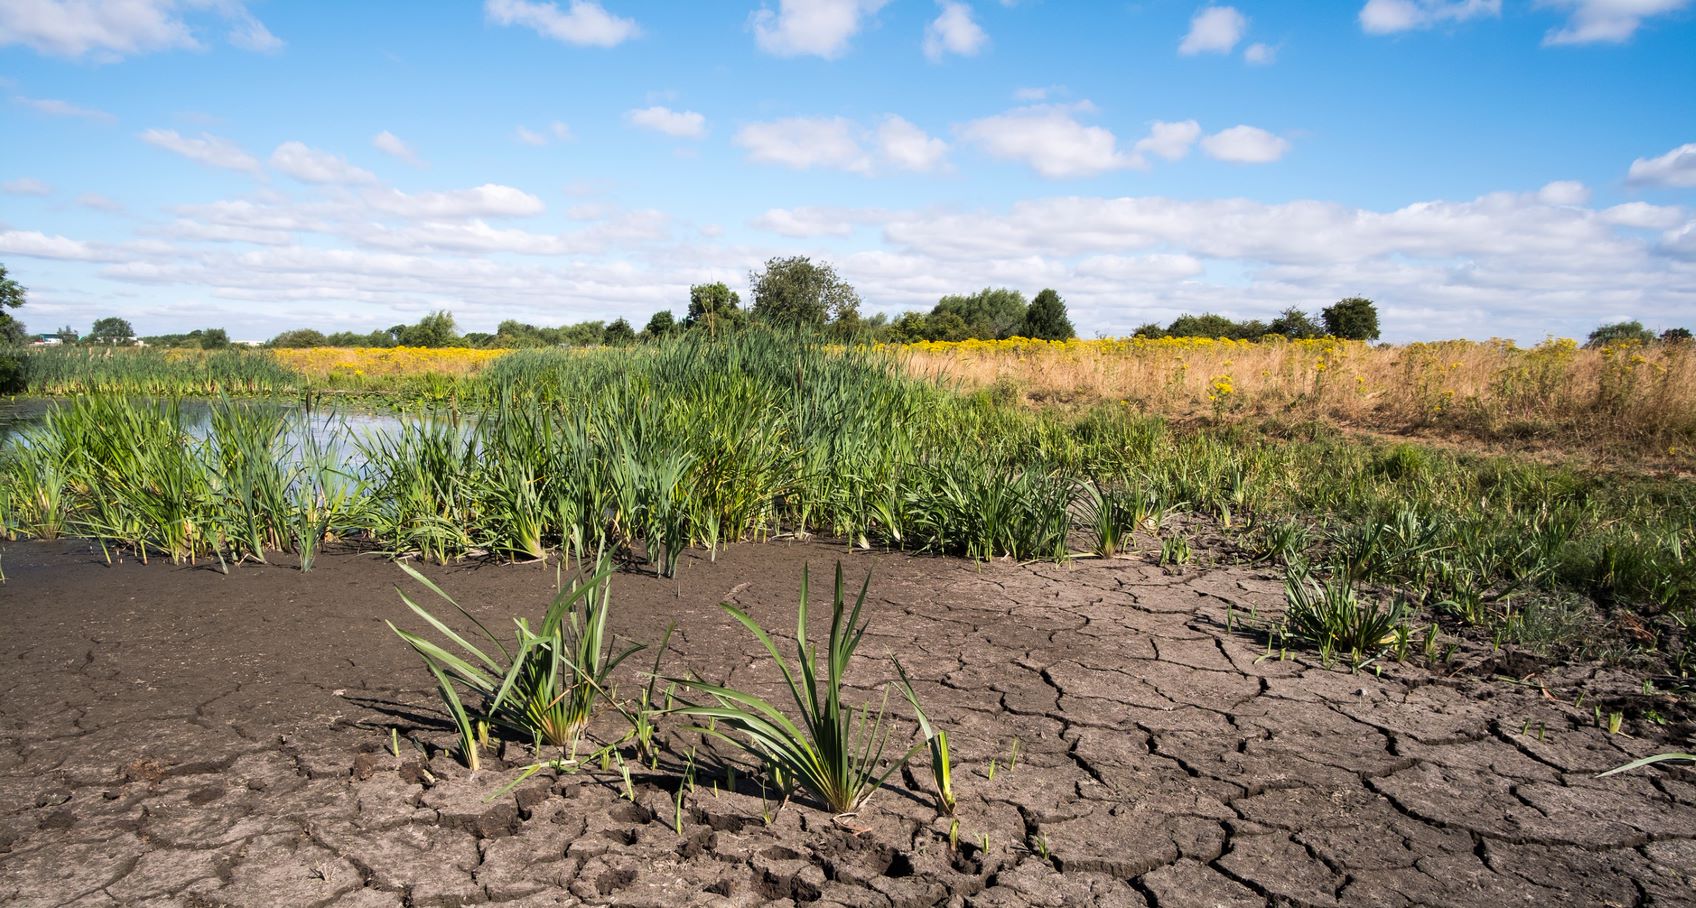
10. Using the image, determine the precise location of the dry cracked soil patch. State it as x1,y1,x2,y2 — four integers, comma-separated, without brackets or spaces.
1,539,1693,907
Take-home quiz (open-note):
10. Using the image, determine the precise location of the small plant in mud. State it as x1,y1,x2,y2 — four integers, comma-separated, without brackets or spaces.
1598,752,1696,777
893,660,956,816
1159,532,1191,569
1279,566,1409,669
387,556,643,771
672,563,924,817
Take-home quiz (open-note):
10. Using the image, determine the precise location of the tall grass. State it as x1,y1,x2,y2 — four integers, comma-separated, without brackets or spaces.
2,330,1692,662
17,347,300,397
903,336,1696,459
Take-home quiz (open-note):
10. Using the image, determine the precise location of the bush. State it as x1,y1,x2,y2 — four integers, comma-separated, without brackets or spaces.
0,350,22,393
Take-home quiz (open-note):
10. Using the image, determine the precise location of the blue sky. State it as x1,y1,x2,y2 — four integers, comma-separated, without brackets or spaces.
2,0,1693,342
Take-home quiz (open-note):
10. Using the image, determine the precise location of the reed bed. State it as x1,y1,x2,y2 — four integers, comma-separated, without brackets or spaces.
16,347,300,397
2,330,1692,667
901,336,1696,459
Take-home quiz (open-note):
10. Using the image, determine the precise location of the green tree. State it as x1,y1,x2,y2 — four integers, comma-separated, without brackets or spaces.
1268,307,1322,339
749,256,860,327
933,287,1028,339
89,317,136,345
270,328,329,348
685,282,744,336
643,310,678,339
394,310,460,347
1662,327,1693,345
1021,289,1076,340
55,325,79,344
1586,320,1655,348
1321,297,1381,341
0,264,27,346
197,328,231,350
603,318,636,345
1131,322,1167,339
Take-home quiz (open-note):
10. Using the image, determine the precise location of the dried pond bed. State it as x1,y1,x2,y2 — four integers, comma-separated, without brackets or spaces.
1,539,1692,907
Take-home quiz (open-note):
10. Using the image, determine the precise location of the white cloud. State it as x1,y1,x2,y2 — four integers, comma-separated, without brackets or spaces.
269,142,376,184
1132,120,1202,162
0,0,279,59
1012,85,1063,102
1075,253,1206,281
1178,6,1248,55
515,125,548,146
484,0,639,47
923,1,987,61
876,115,948,171
372,130,422,166
1627,142,1696,188
516,121,575,145
2,178,52,196
365,184,547,219
1601,202,1685,229
0,230,98,260
76,192,125,212
226,10,282,52
626,106,707,139
1200,125,1290,163
751,207,868,237
960,104,1138,178
138,128,262,174
1359,0,1501,34
14,95,116,123
735,117,873,172
1539,0,1692,45
1536,180,1590,206
1243,42,1276,64
551,121,573,141
752,0,889,59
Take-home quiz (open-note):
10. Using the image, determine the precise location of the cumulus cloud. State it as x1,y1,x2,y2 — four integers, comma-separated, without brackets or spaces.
484,0,639,47
269,142,376,184
876,116,948,171
1132,120,1202,162
735,117,873,172
626,106,707,139
752,0,889,58
751,207,872,237
960,104,1137,178
923,1,987,61
515,122,573,145
365,184,546,219
372,131,422,166
1627,142,1696,188
1536,180,1590,206
1200,125,1290,163
1539,0,1692,45
138,129,262,174
0,229,100,260
1242,42,1276,64
1178,6,1248,55
1358,0,1500,34
14,95,117,123
1601,202,1685,229
0,0,280,59
76,192,125,212
2,178,52,196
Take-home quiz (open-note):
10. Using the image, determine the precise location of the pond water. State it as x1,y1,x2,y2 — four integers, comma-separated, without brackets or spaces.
0,398,418,462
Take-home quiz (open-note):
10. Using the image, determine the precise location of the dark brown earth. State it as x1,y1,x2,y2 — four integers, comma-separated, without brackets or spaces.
2,539,1693,907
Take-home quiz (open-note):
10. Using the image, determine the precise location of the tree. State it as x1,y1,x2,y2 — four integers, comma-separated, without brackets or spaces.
1585,320,1655,348
0,264,27,346
685,282,744,336
0,264,23,312
603,318,636,346
89,317,136,345
933,288,1028,339
55,325,79,344
1132,322,1167,339
270,328,328,348
1662,327,1694,345
393,310,460,347
748,256,860,327
1321,297,1380,341
1021,288,1076,340
643,310,678,339
1166,313,1242,339
1268,307,1322,339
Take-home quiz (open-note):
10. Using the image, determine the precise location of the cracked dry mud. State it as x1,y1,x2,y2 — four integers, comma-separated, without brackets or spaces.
1,539,1693,907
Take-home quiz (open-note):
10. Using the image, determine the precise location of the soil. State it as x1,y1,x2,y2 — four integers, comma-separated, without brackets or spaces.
1,539,1693,907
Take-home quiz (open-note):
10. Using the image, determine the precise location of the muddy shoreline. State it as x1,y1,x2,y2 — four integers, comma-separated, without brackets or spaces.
1,539,1692,906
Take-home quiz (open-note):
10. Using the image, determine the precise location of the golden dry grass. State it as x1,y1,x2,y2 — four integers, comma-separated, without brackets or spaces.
899,336,1696,462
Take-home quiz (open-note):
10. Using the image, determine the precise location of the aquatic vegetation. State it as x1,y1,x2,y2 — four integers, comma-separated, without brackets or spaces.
674,563,912,815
